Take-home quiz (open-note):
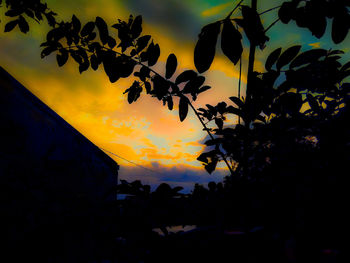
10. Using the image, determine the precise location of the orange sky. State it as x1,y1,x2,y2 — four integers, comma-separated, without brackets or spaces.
1,0,348,190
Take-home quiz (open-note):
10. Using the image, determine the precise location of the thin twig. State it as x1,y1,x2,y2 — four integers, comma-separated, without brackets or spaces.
259,5,281,15
264,18,280,33
226,0,245,19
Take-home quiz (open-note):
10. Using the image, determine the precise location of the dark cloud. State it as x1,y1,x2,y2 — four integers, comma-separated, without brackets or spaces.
118,163,227,193
121,0,202,41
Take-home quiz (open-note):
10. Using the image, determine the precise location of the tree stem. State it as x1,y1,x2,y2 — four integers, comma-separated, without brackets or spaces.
238,53,242,125
246,0,257,107
242,0,258,177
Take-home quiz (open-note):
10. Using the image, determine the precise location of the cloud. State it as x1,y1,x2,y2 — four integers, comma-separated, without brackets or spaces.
118,162,229,193
308,42,321,48
121,0,202,41
201,2,232,17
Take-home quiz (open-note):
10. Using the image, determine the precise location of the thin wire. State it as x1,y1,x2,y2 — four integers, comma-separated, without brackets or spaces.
99,147,159,174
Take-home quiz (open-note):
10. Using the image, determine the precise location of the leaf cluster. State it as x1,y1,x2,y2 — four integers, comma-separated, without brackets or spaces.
279,0,350,43
2,0,57,33
196,44,350,174
194,5,270,74
40,14,213,124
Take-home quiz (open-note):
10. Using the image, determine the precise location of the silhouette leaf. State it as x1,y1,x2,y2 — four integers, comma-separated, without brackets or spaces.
107,36,117,49
144,82,151,93
341,61,350,72
56,49,68,67
183,76,205,94
197,152,209,163
147,42,160,66
25,10,35,19
194,21,221,73
332,12,349,44
216,102,227,114
265,48,282,71
215,118,224,130
131,15,142,39
72,14,81,33
151,75,170,100
46,28,64,42
167,96,173,110
229,96,244,108
204,138,223,146
206,104,217,115
175,70,197,84
307,94,320,113
205,158,218,174
41,46,57,58
278,2,297,24
103,55,120,83
179,96,189,122
90,54,98,70
309,14,327,38
118,57,136,78
227,106,244,117
198,85,211,93
165,53,177,79
5,9,23,17
221,19,242,65
290,49,327,69
18,16,29,33
136,35,151,53
4,20,18,32
95,16,109,45
45,11,57,27
125,81,142,104
79,61,90,74
81,21,95,37
276,45,301,70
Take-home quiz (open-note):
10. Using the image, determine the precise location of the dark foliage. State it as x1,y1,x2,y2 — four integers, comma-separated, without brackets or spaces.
1,0,57,33
2,0,350,262
279,0,350,43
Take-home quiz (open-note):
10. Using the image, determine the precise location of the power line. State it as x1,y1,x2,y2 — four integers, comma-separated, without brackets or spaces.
99,147,159,174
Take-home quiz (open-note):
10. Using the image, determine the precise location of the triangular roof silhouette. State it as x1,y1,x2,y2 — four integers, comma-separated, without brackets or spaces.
0,66,119,262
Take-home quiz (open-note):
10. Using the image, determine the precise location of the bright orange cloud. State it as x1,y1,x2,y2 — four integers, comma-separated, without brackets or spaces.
201,2,232,17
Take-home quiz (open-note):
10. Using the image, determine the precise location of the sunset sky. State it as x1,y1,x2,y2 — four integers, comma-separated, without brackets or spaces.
1,0,349,191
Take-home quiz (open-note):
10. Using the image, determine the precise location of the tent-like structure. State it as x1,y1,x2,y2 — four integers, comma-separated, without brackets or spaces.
0,66,119,262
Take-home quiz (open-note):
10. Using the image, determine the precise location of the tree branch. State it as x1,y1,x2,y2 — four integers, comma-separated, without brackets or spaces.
264,18,280,33
226,0,245,19
259,5,281,15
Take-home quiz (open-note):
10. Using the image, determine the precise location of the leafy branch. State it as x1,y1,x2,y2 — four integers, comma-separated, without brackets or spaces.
1,0,57,33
